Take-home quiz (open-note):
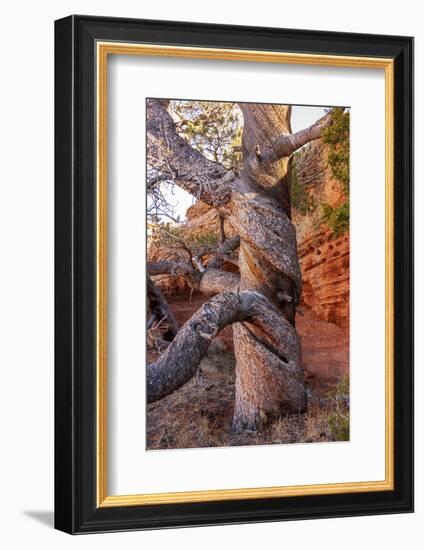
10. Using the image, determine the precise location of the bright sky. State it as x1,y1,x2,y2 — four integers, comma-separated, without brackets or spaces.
158,105,326,221
291,105,326,134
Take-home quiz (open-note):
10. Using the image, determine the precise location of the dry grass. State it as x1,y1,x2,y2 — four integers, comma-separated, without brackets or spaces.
147,350,349,450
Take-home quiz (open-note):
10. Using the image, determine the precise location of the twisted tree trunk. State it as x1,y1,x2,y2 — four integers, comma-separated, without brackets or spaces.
146,99,332,433
228,104,305,431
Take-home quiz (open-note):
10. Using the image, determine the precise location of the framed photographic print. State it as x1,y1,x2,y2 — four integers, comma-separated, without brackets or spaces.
54,15,414,534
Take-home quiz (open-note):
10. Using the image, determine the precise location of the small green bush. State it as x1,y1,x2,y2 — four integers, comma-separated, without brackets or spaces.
151,222,220,253
191,230,220,246
322,107,350,196
327,375,350,442
321,201,349,237
319,108,350,237
327,412,349,441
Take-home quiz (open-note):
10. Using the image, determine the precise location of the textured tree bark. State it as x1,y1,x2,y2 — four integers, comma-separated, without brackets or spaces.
147,290,302,404
146,99,332,432
147,100,237,207
147,262,239,295
229,104,306,431
147,276,179,340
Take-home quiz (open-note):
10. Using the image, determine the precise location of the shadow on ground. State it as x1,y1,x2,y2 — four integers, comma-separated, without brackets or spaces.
23,510,54,528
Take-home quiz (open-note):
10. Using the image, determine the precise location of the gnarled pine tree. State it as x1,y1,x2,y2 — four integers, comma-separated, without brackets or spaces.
146,99,332,433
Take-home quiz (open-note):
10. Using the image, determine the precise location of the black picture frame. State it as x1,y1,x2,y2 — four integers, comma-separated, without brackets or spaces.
55,15,414,534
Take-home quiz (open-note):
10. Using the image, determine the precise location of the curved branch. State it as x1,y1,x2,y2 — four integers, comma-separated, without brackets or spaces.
147,260,195,277
147,99,237,206
261,112,332,163
147,290,299,402
147,261,239,295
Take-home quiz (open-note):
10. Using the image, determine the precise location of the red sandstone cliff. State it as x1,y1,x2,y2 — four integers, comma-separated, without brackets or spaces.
298,229,349,328
293,141,350,328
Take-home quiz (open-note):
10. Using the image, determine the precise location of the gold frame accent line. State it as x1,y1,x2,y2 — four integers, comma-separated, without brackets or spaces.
96,42,108,507
96,42,395,508
385,60,395,489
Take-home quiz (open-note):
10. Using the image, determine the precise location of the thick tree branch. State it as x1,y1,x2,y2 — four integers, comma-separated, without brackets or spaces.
147,99,237,207
147,290,300,403
260,112,332,163
147,259,195,277
147,260,239,296
147,232,241,294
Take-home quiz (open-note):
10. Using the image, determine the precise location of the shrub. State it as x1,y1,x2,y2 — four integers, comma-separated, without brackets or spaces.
322,107,350,196
327,375,350,442
191,230,220,246
321,201,349,237
150,221,220,255
319,108,350,237
328,411,349,441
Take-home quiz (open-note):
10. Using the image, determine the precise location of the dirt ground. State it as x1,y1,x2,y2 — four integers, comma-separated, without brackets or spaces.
147,347,349,450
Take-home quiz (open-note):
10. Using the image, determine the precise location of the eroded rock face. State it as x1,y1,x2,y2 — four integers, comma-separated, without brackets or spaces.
297,306,349,390
295,141,345,209
184,200,235,239
298,229,349,328
293,141,349,329
185,200,218,232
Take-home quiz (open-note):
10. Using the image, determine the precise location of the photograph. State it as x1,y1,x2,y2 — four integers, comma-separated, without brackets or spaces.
146,98,350,450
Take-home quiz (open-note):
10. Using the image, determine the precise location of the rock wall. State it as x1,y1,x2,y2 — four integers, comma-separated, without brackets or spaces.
295,141,345,209
184,200,236,240
298,229,349,328
294,141,350,328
